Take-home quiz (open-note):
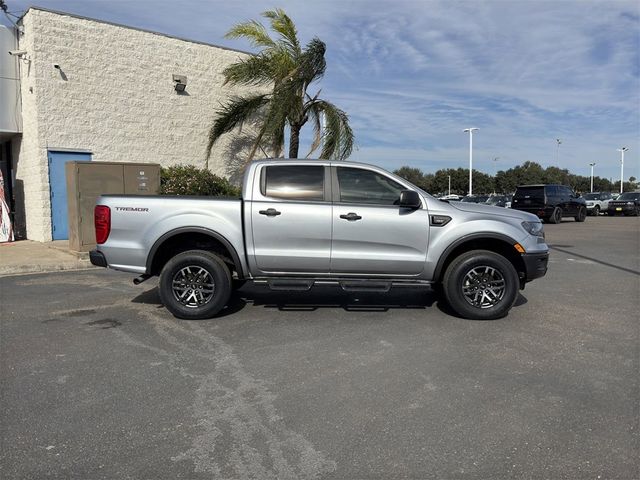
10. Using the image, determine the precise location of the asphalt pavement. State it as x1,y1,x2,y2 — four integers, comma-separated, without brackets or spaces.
1,216,638,479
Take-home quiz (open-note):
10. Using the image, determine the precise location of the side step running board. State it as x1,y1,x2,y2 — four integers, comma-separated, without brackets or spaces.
253,278,432,292
339,281,391,293
267,279,315,291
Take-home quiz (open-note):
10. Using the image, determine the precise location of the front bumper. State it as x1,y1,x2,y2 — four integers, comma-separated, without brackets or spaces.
522,251,549,282
608,204,636,214
89,249,108,268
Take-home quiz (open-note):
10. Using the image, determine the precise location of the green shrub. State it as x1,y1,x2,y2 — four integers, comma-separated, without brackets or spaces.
160,165,241,197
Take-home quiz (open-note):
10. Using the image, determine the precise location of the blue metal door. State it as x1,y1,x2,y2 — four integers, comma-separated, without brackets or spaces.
48,151,91,240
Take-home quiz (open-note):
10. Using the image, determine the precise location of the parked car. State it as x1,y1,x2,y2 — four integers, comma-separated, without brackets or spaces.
460,195,490,203
485,195,509,208
90,159,549,321
607,192,640,216
583,192,613,216
439,194,461,201
511,184,587,223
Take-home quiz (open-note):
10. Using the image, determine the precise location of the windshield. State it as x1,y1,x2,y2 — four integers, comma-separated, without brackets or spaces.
486,196,503,205
618,193,640,201
583,193,599,200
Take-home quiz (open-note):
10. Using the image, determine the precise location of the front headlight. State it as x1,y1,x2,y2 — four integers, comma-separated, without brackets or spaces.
626,202,634,205
522,221,545,237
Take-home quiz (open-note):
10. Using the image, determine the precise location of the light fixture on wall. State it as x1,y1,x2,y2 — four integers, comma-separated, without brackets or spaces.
173,74,187,92
8,49,30,63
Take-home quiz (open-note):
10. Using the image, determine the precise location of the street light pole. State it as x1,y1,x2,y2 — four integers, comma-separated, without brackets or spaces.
589,162,596,193
617,147,628,194
555,138,562,167
463,128,478,196
492,156,499,194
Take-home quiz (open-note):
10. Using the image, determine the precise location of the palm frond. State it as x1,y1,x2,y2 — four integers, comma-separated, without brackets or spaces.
262,9,300,56
305,100,355,160
225,20,275,49
304,102,323,157
223,53,277,86
299,38,326,85
206,95,270,162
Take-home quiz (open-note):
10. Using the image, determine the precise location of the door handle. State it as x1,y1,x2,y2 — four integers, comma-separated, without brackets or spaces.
339,212,362,221
259,208,281,217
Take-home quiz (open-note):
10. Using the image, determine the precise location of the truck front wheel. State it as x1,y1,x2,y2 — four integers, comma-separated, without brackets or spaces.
159,250,232,320
443,250,519,320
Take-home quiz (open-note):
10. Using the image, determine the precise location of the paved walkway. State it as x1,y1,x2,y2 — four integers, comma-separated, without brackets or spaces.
0,240,94,276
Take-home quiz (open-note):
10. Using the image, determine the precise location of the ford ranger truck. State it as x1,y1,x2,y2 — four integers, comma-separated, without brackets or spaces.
90,159,549,320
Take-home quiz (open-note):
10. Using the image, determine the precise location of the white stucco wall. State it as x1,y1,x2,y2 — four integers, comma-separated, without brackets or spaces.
16,8,259,241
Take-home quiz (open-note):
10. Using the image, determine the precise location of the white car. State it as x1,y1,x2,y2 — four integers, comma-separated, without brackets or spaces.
439,194,462,201
583,192,613,216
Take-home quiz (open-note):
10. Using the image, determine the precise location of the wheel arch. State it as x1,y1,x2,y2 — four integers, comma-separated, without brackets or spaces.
433,233,526,283
146,227,245,278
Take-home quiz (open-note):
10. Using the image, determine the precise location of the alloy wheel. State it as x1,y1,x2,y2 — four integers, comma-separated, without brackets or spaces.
461,266,506,309
171,266,216,308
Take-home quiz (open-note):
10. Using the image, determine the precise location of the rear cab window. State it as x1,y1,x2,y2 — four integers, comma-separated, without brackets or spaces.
261,165,325,201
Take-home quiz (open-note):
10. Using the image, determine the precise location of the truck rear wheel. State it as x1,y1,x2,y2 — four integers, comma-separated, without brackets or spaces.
159,250,231,320
443,250,519,320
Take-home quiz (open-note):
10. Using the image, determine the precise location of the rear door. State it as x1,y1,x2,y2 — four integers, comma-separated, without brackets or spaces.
250,164,332,273
330,166,429,275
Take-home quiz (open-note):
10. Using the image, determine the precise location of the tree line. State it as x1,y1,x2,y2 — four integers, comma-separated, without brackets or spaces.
395,161,637,196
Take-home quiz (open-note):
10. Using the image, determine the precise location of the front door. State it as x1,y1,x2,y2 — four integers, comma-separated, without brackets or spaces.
250,164,332,274
48,151,91,240
330,166,429,275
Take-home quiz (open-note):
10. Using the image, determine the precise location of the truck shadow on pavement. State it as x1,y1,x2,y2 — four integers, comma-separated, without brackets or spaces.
132,284,528,320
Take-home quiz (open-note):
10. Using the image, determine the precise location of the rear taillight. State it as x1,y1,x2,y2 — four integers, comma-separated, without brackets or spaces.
95,205,111,244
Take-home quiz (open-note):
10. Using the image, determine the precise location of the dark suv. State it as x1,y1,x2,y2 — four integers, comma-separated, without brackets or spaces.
511,184,587,223
607,192,640,216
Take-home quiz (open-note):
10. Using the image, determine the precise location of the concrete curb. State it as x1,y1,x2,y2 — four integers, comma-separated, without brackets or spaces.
0,240,97,277
0,261,96,277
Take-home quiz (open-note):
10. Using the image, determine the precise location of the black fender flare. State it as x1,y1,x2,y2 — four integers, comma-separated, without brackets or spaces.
146,227,245,278
432,232,521,281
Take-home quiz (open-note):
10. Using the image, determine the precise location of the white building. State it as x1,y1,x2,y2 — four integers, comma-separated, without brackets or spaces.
0,7,255,242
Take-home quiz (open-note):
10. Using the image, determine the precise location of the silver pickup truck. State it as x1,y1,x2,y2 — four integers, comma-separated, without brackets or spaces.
90,159,549,320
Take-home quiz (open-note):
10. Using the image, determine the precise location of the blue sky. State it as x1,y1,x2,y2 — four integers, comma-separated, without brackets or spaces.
3,0,639,181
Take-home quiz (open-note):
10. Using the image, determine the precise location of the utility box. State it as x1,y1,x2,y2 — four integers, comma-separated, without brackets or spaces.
66,161,160,251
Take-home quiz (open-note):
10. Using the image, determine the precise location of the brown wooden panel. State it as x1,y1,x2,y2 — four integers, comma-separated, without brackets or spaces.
123,164,160,195
78,164,124,248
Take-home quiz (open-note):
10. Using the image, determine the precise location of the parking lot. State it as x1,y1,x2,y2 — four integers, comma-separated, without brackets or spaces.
1,216,638,479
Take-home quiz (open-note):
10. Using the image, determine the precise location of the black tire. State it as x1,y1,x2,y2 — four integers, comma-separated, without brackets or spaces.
159,250,232,320
591,205,600,216
442,250,520,320
575,206,587,222
548,207,562,224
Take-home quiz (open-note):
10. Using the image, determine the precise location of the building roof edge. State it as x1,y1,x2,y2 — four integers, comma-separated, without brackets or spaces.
18,6,253,55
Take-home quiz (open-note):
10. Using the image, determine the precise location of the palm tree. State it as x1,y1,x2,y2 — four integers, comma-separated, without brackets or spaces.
206,8,354,166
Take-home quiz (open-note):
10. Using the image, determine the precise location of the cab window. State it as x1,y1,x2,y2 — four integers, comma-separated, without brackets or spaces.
337,167,403,205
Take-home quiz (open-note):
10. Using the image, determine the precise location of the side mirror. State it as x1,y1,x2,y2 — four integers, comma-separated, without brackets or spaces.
399,190,421,209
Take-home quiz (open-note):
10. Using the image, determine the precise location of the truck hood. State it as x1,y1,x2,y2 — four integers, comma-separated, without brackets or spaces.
449,201,539,222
